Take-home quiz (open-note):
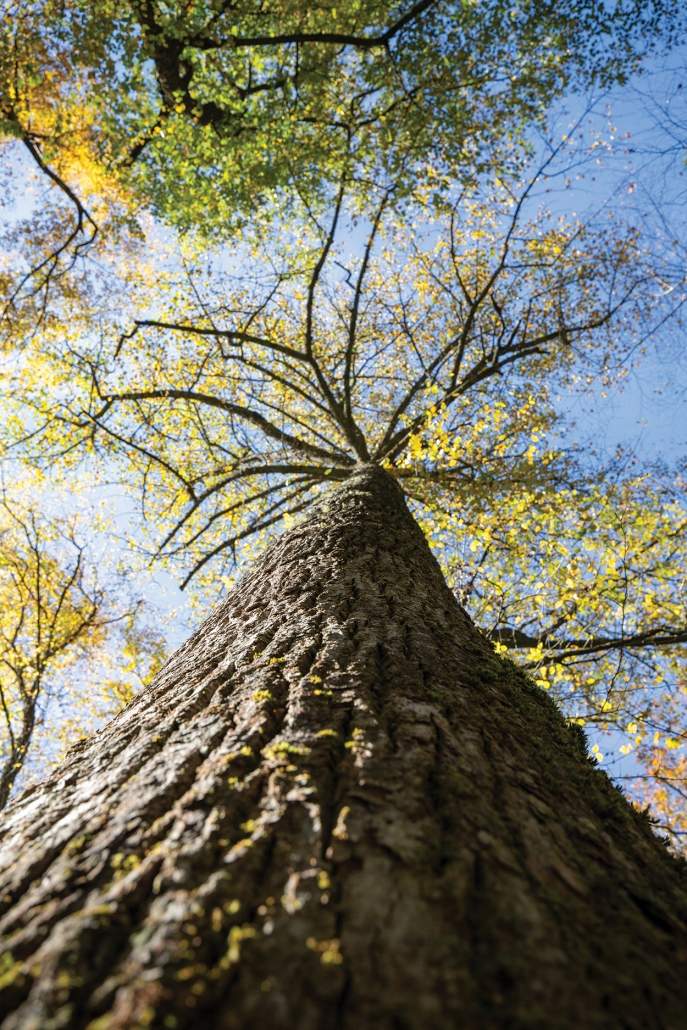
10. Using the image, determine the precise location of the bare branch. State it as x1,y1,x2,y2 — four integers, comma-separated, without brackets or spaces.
344,190,392,426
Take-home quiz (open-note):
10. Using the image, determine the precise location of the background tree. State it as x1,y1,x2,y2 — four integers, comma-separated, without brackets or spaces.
0,485,110,806
0,472,169,807
1,0,685,326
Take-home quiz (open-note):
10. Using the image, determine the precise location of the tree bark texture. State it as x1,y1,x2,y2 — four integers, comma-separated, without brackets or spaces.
0,465,686,1030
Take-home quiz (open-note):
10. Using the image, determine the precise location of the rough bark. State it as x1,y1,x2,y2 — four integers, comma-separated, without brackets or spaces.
0,464,686,1030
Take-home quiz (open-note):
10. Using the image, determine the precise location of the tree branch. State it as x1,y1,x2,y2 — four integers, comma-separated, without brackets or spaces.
154,464,347,556
195,0,437,53
115,320,309,363
181,486,316,588
1,133,98,326
488,625,687,662
98,388,345,465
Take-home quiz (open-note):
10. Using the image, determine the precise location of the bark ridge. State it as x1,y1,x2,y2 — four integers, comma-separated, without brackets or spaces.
0,464,686,1030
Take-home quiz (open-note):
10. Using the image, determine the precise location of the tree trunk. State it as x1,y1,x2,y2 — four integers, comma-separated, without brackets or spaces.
0,690,37,812
0,465,686,1030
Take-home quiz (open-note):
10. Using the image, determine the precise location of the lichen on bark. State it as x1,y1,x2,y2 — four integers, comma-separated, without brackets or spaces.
0,464,686,1029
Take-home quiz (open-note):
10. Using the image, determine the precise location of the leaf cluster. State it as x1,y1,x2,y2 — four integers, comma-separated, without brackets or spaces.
2,0,685,240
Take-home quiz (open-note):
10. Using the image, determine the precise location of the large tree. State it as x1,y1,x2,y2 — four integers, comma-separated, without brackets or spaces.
5,163,687,832
0,463,686,1029
1,160,687,1024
